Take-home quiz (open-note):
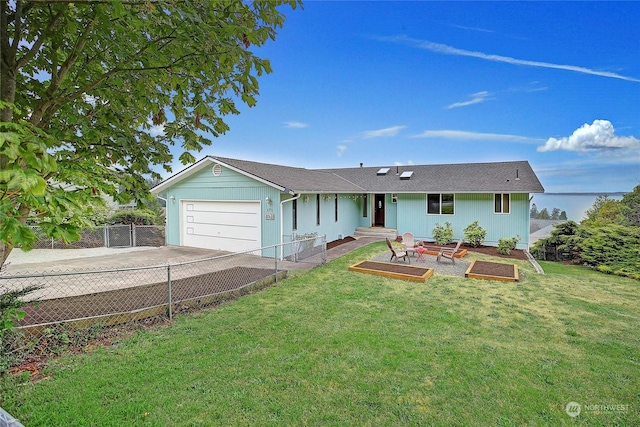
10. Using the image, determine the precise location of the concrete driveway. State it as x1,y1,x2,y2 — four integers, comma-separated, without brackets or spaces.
4,246,229,274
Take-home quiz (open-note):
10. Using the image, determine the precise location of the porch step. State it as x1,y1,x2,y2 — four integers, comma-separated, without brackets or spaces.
353,227,397,240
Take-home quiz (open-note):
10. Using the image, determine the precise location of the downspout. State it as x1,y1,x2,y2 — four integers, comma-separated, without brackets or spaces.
280,193,301,260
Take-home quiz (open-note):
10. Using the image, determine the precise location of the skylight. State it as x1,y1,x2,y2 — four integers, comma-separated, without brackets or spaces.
377,168,390,176
399,171,413,180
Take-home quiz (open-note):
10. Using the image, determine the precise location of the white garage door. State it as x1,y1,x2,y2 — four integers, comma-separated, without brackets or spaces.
181,200,261,252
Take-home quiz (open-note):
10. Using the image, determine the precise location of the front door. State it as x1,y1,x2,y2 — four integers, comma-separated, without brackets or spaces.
374,194,385,226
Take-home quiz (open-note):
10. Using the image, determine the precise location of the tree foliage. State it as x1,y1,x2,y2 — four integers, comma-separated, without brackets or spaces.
532,186,640,280
108,209,156,225
531,220,583,261
0,0,299,265
580,225,640,280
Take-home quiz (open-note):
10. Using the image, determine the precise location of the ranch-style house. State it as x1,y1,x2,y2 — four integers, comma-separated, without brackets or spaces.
151,156,544,255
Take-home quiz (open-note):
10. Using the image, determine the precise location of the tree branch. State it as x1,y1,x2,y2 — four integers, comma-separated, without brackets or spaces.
15,6,62,69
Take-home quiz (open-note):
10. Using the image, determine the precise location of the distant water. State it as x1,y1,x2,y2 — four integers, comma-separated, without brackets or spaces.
530,193,625,222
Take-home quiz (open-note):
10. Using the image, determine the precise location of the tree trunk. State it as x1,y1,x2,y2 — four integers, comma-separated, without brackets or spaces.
0,241,14,269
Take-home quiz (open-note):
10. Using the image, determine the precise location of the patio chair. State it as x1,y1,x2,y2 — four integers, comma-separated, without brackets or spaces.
437,238,463,265
386,238,410,264
401,232,415,250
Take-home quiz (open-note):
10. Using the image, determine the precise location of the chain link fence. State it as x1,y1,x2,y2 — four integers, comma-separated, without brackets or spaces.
29,224,165,249
1,236,326,359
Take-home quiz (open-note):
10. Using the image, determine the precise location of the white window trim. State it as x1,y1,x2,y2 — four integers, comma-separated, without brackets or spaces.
494,193,511,214
426,193,455,215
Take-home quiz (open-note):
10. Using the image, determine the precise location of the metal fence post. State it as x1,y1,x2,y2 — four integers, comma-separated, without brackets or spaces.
132,224,137,247
167,264,173,321
104,225,109,248
322,234,327,264
275,251,278,283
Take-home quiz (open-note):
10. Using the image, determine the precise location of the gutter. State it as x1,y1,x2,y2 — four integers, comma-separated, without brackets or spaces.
280,193,301,260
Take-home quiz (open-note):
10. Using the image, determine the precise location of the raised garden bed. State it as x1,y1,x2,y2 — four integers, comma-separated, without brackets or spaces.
349,261,433,283
465,260,519,282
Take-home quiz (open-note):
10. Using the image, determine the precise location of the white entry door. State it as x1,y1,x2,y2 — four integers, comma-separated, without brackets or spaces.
181,200,261,252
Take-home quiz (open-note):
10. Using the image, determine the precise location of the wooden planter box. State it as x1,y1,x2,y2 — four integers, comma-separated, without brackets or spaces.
465,260,519,282
349,261,433,283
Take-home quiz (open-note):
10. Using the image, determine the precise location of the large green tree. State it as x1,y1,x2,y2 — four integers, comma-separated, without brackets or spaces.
0,0,299,266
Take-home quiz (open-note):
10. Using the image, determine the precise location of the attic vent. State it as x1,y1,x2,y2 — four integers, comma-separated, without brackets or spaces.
399,171,413,180
377,168,390,176
212,164,222,177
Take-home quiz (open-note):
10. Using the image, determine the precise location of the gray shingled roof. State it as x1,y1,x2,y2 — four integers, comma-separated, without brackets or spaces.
213,157,364,193
213,156,544,194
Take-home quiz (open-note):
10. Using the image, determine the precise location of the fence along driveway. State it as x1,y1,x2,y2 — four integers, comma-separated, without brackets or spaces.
29,224,165,249
1,236,326,338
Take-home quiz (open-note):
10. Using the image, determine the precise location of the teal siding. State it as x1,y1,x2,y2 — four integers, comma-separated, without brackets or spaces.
164,165,280,251
165,162,531,252
281,193,362,242
385,194,398,229
396,193,531,249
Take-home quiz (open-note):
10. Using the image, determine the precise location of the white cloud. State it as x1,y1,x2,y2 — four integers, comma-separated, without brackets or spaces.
538,120,640,152
148,123,165,137
337,145,347,156
362,125,406,139
412,129,540,143
446,91,491,109
393,160,415,166
379,36,640,83
283,121,308,129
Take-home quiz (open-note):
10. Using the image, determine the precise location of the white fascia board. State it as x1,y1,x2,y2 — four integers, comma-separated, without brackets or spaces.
151,156,290,195
150,157,214,194
209,157,289,193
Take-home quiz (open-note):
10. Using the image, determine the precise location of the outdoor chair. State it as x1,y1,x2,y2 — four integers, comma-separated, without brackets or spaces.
401,232,415,250
437,238,463,265
386,238,410,264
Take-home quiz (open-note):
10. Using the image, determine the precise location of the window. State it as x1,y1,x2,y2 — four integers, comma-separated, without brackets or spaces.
292,199,298,230
334,194,338,222
362,194,368,217
427,194,454,215
316,194,321,225
495,193,510,214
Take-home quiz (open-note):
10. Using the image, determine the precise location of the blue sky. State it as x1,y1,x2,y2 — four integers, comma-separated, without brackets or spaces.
165,1,640,194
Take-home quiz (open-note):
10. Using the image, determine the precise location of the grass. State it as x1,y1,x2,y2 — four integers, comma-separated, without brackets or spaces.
2,242,639,426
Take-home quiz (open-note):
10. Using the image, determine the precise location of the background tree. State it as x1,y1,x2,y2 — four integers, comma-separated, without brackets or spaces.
537,208,550,220
620,184,640,226
530,203,539,218
0,0,300,266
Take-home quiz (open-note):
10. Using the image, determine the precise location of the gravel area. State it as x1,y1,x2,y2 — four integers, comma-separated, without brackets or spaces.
369,251,470,277
5,246,158,266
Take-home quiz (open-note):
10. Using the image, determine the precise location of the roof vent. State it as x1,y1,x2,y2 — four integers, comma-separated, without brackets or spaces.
377,168,390,176
399,171,413,180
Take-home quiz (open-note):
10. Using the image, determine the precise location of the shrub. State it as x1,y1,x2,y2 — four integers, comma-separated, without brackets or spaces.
497,235,520,255
580,224,640,280
531,220,584,261
433,222,453,245
463,221,486,247
108,209,156,225
1,285,41,375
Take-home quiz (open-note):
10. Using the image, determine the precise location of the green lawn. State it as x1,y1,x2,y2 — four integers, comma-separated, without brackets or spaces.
2,242,639,426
